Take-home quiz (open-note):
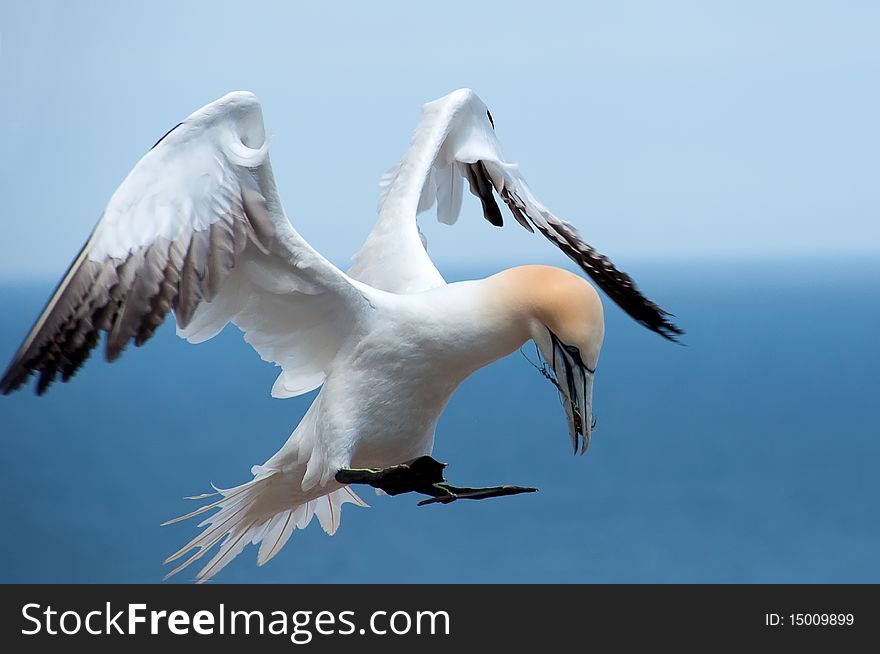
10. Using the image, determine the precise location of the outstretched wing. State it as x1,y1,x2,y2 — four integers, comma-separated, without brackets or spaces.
1,92,369,396
349,88,682,341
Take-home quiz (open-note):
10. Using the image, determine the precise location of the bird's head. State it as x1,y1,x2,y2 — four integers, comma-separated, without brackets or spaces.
491,265,605,454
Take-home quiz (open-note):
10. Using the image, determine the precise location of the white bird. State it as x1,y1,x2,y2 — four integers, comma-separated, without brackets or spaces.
1,89,680,582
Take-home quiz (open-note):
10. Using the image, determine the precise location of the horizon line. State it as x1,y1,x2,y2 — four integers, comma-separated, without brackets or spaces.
0,250,877,287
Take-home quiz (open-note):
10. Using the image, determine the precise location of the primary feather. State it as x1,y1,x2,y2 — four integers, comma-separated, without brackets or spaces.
351,88,682,340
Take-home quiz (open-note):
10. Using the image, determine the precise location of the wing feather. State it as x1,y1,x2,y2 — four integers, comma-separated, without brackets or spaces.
2,92,368,395
351,88,682,340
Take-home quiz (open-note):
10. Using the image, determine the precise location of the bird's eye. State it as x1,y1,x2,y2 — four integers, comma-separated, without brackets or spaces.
565,344,580,356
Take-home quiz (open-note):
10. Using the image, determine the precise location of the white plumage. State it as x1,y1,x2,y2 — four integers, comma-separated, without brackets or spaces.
1,89,679,582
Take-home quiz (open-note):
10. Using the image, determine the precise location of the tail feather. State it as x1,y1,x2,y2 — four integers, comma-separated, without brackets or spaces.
195,519,261,583
314,486,369,536
160,483,253,526
257,510,295,566
163,470,368,583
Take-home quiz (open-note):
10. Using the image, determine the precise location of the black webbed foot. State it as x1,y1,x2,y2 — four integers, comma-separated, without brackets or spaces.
335,456,537,506
415,483,537,506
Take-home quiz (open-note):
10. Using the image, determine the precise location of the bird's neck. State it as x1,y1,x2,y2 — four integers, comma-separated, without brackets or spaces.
403,265,594,384
429,266,561,371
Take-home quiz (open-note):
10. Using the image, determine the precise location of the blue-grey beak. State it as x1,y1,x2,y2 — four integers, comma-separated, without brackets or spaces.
539,330,596,455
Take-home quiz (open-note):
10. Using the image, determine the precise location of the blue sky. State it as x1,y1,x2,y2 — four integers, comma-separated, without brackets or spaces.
0,1,877,280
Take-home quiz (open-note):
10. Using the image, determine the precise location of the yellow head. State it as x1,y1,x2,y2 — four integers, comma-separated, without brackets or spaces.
489,265,605,454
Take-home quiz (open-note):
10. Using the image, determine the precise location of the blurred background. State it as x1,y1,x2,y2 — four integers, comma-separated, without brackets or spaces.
0,0,877,582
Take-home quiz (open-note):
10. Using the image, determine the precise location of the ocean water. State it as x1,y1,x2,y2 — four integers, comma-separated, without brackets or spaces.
0,259,878,583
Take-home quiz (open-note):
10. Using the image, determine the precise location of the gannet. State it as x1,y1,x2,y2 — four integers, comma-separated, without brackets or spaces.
0,89,681,581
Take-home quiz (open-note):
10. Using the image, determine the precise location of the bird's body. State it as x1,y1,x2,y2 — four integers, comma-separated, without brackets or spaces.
165,265,601,580
251,265,599,480
271,278,506,479
2,89,675,581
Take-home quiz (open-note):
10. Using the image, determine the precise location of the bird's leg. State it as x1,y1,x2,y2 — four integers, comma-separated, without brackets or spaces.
335,456,447,496
335,455,537,506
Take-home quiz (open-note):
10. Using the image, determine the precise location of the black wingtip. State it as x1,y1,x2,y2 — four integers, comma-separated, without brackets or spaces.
469,161,685,343
0,361,31,396
650,314,685,343
629,303,684,343
528,215,686,343
465,162,504,227
36,367,57,396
